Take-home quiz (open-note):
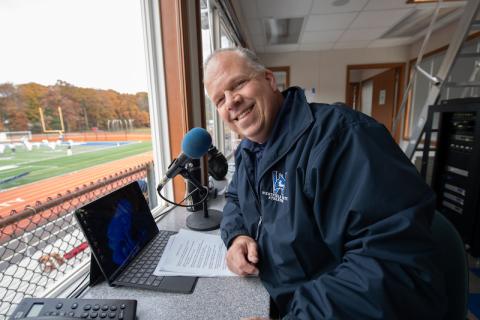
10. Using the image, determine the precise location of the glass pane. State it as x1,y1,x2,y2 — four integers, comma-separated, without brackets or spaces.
410,59,433,137
200,1,217,147
445,40,479,99
0,0,154,205
0,0,160,317
273,71,287,91
220,23,240,156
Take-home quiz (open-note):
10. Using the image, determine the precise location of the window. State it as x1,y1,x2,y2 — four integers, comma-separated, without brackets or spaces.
405,37,480,140
200,0,218,147
219,22,241,157
0,0,165,206
200,0,241,158
0,1,170,317
269,66,291,91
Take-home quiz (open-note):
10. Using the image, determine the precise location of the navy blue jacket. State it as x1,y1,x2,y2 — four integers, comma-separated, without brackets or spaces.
220,87,447,319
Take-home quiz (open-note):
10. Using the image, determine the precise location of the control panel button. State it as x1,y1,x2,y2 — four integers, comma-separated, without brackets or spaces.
10,298,136,320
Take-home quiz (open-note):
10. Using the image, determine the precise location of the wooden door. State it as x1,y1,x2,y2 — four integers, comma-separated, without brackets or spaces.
372,68,397,133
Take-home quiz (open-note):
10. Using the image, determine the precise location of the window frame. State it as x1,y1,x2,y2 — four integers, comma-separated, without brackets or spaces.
404,32,480,141
140,0,173,210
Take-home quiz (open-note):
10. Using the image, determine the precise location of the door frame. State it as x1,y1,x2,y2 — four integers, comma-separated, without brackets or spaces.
346,63,406,141
268,66,290,90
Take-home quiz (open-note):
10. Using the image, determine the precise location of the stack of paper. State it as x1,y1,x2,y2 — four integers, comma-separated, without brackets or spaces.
154,229,237,277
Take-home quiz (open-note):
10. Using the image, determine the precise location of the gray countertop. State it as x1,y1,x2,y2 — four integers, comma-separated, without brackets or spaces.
82,188,270,320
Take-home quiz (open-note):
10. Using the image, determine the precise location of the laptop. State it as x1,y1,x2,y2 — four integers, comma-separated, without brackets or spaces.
74,181,197,293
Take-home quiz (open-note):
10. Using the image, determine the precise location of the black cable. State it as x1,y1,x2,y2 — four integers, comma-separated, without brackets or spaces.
157,183,209,208
156,168,209,208
155,204,177,222
68,271,90,298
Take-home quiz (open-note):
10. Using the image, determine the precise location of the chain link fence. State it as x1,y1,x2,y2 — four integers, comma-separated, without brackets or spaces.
0,163,152,319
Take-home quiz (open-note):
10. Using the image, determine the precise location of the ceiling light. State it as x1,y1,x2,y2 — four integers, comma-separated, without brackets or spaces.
264,17,304,45
381,7,461,38
406,0,463,3
332,0,350,6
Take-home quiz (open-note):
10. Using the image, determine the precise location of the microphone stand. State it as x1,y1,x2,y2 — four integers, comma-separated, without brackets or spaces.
180,161,222,231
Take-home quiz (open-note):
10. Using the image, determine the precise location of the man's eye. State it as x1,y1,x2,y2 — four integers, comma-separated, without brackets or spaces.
235,80,247,89
216,97,224,108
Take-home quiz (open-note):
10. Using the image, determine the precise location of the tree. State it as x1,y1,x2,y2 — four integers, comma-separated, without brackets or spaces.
0,81,150,133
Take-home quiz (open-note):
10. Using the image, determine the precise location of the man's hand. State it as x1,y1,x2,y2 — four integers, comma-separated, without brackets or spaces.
226,235,259,276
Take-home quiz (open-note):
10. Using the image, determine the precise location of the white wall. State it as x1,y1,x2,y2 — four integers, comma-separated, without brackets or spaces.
361,80,373,117
259,46,409,104
259,51,321,100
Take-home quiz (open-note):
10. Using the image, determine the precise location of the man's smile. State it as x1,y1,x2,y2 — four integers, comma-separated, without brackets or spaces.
234,105,254,122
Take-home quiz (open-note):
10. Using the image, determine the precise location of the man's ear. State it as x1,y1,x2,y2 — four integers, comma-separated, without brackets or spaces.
264,69,278,92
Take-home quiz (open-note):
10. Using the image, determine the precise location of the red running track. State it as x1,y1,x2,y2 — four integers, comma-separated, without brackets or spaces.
0,152,153,219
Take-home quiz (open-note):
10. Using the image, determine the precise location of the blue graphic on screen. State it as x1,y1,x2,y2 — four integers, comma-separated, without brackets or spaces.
75,182,159,280
107,199,141,265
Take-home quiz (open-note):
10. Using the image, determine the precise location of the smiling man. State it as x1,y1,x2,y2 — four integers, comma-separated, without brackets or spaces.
205,49,283,145
204,47,446,320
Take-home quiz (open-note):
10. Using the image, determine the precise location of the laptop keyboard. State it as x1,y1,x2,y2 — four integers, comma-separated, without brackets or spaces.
116,230,176,288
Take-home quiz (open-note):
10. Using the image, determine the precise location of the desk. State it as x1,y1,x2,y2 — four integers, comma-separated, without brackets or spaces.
82,195,270,320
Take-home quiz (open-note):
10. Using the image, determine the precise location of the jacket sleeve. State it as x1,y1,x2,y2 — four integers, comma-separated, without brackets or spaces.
284,122,447,320
220,167,250,248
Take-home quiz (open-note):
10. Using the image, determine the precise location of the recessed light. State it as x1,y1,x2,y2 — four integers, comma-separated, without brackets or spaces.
332,0,350,6
406,0,463,3
264,18,304,45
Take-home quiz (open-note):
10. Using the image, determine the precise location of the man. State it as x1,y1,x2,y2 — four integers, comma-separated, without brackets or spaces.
204,47,446,320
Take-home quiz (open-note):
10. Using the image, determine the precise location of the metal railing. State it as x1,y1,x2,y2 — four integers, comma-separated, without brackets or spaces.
0,163,152,319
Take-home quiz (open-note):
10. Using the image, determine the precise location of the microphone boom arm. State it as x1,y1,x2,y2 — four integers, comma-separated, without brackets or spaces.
156,159,208,208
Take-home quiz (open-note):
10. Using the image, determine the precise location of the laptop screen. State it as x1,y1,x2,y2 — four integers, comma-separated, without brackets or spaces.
75,181,159,282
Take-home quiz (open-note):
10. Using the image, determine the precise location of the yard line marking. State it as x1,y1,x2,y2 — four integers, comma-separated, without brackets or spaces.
0,197,25,208
0,166,18,171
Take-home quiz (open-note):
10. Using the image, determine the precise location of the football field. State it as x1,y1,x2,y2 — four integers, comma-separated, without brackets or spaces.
0,141,152,190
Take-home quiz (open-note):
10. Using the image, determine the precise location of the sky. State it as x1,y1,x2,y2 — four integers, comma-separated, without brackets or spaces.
0,0,148,94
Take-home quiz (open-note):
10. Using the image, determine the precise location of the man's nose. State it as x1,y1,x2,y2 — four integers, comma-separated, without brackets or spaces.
224,91,241,109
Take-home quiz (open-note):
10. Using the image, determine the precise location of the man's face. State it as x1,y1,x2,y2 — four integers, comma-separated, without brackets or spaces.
204,52,280,144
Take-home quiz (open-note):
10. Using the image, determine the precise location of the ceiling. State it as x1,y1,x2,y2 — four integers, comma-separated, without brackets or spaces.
235,0,466,53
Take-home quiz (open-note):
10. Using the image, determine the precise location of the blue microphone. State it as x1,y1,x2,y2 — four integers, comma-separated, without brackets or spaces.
181,127,212,159
158,128,212,189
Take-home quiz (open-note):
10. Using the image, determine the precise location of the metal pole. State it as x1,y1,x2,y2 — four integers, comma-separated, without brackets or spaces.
147,162,158,208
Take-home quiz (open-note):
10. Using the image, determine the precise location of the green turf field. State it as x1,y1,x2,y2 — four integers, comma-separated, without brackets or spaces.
0,141,152,190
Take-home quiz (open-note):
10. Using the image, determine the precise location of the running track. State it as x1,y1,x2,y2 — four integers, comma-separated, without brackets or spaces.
0,152,153,219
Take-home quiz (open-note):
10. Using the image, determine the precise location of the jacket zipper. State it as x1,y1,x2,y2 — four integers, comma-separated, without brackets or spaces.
255,216,263,241
242,150,263,241
247,178,263,241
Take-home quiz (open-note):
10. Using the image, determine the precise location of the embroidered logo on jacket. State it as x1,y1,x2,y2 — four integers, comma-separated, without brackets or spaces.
262,171,288,203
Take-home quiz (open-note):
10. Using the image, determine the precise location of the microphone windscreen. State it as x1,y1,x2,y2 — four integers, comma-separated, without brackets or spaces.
182,127,212,159
208,145,228,180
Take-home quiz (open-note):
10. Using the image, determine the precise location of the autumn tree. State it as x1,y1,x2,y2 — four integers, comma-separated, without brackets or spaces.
0,81,150,133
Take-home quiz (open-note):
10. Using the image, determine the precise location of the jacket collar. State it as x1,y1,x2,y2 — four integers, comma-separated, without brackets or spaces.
239,87,314,179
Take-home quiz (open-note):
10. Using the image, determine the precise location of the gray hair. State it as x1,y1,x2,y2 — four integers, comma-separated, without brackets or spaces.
204,47,266,74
